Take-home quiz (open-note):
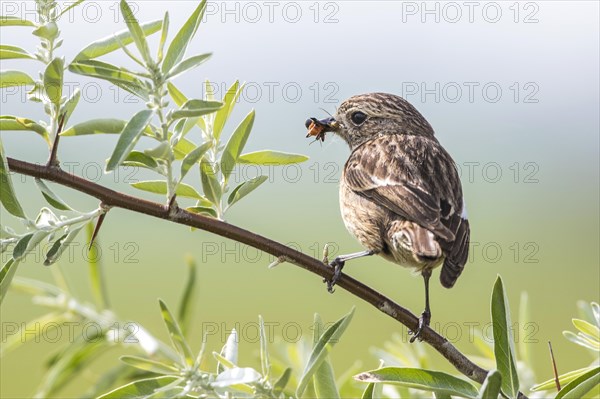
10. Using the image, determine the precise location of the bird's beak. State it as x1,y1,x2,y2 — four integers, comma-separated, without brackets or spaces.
317,117,339,130
305,116,339,141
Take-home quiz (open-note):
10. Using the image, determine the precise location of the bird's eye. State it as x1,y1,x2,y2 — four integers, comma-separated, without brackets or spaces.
350,111,367,125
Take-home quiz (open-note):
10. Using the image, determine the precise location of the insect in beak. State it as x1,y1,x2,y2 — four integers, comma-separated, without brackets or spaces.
305,117,338,143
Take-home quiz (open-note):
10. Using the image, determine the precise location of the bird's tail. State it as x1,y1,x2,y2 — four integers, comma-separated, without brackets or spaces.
440,219,470,288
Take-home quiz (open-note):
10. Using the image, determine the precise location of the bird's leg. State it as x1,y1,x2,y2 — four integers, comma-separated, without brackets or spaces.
410,268,432,343
324,250,375,293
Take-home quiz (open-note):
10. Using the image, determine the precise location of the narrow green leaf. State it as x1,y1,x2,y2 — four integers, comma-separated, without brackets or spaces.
161,0,207,73
296,308,355,397
0,138,26,218
227,176,267,207
120,0,153,66
273,368,292,397
0,70,35,88
74,19,162,61
532,366,597,392
213,351,236,370
43,57,64,107
171,99,223,120
337,363,368,399
32,21,58,40
311,313,340,399
573,318,600,341
0,17,35,27
44,233,69,264
221,110,255,182
355,367,479,399
361,383,375,399
592,302,600,325
27,82,46,103
44,226,83,266
173,137,198,159
61,118,126,136
9,276,61,297
0,258,20,303
238,150,309,165
35,178,71,211
0,44,35,60
213,80,241,140
259,315,271,379
204,79,215,101
165,91,207,142
180,141,211,180
98,376,180,399
81,364,137,399
120,356,179,375
186,206,217,218
200,159,221,205
556,366,600,399
491,276,520,398
0,115,48,137
477,370,502,399
86,221,110,308
12,234,33,260
212,368,262,388
158,299,195,367
166,53,211,80
68,59,142,86
563,330,599,350
106,109,153,172
143,141,171,159
177,257,197,337
68,60,148,100
157,12,169,62
36,338,108,397
577,302,598,326
222,329,239,365
122,151,159,170
167,82,187,107
173,119,190,145
314,344,340,398
61,88,80,127
131,180,204,200
313,312,325,343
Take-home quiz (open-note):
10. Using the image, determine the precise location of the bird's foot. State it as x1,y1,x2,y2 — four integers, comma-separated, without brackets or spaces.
409,309,431,343
323,257,345,293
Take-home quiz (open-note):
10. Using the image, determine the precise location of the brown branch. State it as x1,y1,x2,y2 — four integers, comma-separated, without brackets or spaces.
47,113,66,168
6,157,528,398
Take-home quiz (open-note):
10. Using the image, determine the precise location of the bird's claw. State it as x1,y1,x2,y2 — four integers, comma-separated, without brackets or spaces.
409,310,431,343
323,257,345,293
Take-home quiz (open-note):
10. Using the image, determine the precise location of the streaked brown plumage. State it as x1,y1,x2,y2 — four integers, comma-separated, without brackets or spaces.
306,93,470,340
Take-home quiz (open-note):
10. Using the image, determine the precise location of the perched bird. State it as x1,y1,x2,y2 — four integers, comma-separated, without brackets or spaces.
306,93,470,341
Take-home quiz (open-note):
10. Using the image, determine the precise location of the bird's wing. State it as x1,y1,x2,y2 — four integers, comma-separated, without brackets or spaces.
344,134,470,287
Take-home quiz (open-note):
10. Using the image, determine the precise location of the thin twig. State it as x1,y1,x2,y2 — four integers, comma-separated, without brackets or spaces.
47,113,65,168
88,204,109,251
5,157,529,399
548,341,561,392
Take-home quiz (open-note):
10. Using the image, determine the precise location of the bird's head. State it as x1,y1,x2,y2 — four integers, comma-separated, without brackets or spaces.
306,93,435,149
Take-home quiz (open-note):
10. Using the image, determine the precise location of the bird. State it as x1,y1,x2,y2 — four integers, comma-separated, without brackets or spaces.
305,93,470,341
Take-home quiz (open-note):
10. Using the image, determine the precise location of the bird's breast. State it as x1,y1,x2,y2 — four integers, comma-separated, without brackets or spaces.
338,180,386,254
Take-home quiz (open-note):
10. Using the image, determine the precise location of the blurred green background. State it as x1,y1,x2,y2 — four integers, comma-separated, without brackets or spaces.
1,1,598,397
